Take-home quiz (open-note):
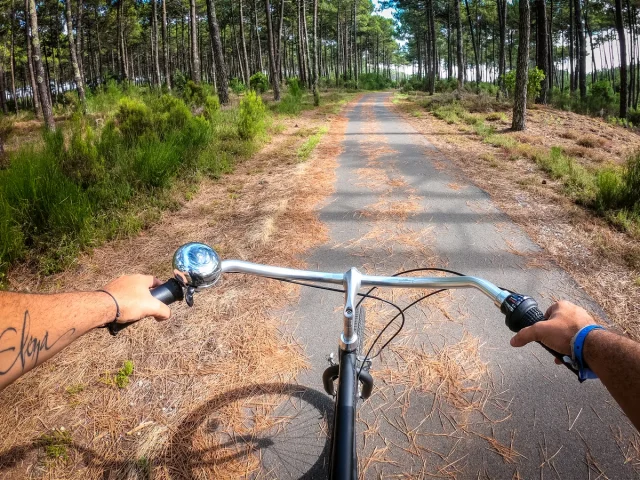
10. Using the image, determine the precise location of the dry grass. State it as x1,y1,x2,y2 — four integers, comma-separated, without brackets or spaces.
378,333,490,413
0,99,355,478
392,93,640,340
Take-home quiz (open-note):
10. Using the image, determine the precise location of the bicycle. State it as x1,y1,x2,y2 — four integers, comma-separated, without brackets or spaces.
106,242,579,479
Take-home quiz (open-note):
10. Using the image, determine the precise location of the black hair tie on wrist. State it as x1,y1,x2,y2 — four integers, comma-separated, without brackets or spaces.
97,290,121,332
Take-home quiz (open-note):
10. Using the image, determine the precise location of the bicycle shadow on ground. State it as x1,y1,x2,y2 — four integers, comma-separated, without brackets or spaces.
0,383,332,480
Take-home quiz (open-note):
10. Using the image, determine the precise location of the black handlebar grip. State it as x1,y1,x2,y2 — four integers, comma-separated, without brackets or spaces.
502,295,545,333
501,293,579,377
150,278,185,305
105,279,185,336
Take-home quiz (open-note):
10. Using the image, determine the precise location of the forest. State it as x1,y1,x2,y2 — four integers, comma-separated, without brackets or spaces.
0,0,639,277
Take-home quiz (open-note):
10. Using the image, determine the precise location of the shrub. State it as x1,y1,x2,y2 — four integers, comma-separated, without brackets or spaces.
359,73,393,91
436,78,458,93
504,67,545,103
115,98,155,143
588,81,616,113
622,152,640,208
172,70,187,92
277,78,304,115
596,168,624,210
238,90,266,140
203,95,221,120
230,78,246,95
250,72,269,93
183,80,208,106
62,120,103,187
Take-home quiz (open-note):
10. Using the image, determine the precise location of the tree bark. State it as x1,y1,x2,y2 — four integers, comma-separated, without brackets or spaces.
463,0,481,88
615,0,628,118
497,0,507,98
512,0,530,131
28,0,54,130
75,0,84,85
152,0,161,87
190,0,201,82
574,0,587,98
161,0,171,89
65,0,86,108
265,0,281,100
239,0,251,84
455,0,464,88
276,0,285,80
313,0,319,105
205,0,229,103
535,0,548,103
428,0,437,94
254,0,265,72
10,0,19,113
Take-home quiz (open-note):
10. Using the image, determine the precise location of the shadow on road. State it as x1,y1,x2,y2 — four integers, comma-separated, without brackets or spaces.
0,383,332,479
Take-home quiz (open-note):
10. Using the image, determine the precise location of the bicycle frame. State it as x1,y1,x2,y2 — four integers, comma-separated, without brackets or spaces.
220,260,511,479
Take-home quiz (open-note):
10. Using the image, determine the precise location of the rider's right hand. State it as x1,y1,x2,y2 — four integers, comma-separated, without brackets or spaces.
510,300,596,357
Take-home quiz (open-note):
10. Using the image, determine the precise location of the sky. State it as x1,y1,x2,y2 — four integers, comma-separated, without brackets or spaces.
372,0,396,20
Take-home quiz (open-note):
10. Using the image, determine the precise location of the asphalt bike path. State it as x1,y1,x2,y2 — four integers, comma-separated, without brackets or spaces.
268,93,637,478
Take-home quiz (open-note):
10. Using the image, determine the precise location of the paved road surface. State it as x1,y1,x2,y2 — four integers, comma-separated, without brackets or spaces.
264,93,638,479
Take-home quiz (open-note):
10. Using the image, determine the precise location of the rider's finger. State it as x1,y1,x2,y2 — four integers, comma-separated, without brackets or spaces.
152,302,171,322
545,302,559,319
510,323,545,347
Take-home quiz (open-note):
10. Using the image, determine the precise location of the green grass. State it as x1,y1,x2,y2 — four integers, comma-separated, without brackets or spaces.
414,93,640,238
65,384,85,395
0,90,268,280
297,126,328,162
38,429,72,461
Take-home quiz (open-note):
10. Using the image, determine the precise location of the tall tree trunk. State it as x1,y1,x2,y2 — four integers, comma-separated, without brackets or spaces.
569,0,574,92
428,0,437,94
28,0,54,130
152,0,161,86
161,0,171,88
118,0,128,80
205,0,229,103
190,0,200,82
455,0,464,88
255,0,264,72
265,0,281,100
463,0,481,88
535,0,549,103
615,0,628,118
65,0,86,108
574,0,587,98
512,0,530,131
353,0,358,87
276,0,285,80
0,61,8,114
239,0,251,84
10,0,19,113
313,0,319,105
75,0,84,85
497,0,507,98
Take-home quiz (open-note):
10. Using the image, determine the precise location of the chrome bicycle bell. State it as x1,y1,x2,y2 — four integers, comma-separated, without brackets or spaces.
172,242,222,295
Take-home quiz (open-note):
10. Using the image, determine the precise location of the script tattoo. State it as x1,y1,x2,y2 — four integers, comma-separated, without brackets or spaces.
0,310,75,375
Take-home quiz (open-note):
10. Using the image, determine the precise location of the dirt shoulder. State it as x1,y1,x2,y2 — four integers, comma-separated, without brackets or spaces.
0,96,356,479
391,93,640,339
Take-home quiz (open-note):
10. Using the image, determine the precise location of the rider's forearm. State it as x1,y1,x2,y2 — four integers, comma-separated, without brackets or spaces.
584,329,640,430
0,291,114,391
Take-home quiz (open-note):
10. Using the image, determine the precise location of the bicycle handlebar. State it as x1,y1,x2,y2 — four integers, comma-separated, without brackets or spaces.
105,243,579,378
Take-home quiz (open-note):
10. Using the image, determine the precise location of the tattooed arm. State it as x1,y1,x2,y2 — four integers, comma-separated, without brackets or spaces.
0,275,171,391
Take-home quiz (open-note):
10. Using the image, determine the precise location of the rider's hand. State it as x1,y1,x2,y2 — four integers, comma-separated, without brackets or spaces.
102,275,171,323
510,300,596,356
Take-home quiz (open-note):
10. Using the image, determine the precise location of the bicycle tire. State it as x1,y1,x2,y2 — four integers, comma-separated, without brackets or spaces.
355,305,365,358
353,305,365,479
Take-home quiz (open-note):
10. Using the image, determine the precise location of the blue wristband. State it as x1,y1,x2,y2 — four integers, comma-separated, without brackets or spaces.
572,325,605,382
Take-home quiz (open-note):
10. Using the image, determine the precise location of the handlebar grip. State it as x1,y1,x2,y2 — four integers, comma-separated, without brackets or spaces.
151,278,185,305
503,295,545,333
104,279,185,336
501,293,578,377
